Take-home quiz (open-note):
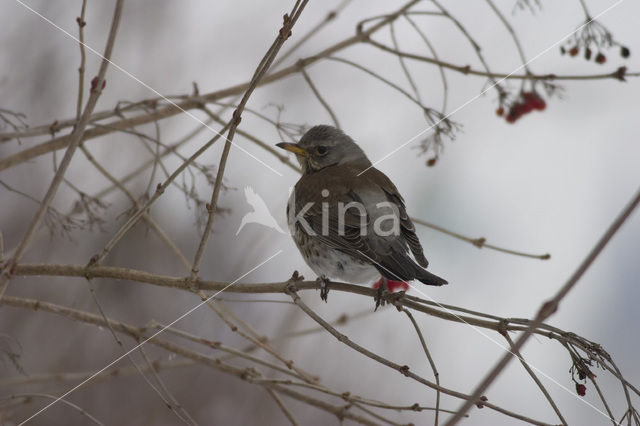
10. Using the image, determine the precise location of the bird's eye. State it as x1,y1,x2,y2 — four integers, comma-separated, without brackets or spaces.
316,146,328,156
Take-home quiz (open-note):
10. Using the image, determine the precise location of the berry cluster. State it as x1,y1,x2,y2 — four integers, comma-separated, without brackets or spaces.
561,18,630,65
496,91,546,124
561,44,630,64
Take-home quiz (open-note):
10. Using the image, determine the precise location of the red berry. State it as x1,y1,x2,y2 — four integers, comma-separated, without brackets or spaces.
576,383,586,396
505,105,522,123
569,46,579,57
520,101,534,114
595,53,606,64
529,93,546,111
512,102,527,116
496,107,504,116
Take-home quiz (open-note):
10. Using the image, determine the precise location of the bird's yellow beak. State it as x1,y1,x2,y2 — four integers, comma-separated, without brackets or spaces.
276,142,309,157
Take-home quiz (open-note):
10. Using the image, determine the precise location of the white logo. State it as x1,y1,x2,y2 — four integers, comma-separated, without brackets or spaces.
236,186,402,238
236,186,287,235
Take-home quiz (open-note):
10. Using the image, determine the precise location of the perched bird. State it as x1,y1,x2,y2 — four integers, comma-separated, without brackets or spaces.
277,125,447,306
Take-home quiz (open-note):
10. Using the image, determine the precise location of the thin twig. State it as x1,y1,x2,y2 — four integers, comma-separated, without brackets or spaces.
0,359,195,388
0,0,422,169
300,68,341,128
446,185,640,425
266,388,300,426
189,0,310,281
364,37,636,81
403,14,448,112
273,0,352,69
411,217,551,260
503,332,567,425
199,294,318,383
75,0,88,120
90,121,231,266
1,393,104,425
198,107,299,171
589,375,618,426
0,0,125,299
79,144,192,270
2,295,381,426
85,278,196,426
284,285,553,426
390,21,422,105
150,321,308,381
135,341,199,426
431,0,503,91
402,308,440,426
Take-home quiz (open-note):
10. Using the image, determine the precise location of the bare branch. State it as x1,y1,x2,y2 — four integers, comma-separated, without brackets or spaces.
446,185,640,424
0,0,125,298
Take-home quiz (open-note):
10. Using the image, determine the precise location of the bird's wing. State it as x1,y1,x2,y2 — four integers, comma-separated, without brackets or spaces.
373,173,429,268
292,172,377,264
292,166,428,281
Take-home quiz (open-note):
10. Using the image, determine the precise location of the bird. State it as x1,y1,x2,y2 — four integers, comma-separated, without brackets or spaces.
276,125,447,307
236,186,286,235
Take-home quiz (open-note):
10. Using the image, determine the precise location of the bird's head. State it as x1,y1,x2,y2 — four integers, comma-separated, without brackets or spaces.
276,125,371,174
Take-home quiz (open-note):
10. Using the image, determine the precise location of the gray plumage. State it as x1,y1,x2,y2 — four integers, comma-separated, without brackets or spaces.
278,125,447,287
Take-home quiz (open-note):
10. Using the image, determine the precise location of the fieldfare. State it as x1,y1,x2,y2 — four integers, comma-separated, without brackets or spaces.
277,125,447,306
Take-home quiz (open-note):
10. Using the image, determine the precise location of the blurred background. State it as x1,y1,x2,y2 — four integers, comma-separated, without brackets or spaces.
1,0,639,424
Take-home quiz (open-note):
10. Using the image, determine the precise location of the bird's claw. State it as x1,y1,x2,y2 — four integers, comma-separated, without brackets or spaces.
317,276,330,302
374,286,388,311
374,277,391,311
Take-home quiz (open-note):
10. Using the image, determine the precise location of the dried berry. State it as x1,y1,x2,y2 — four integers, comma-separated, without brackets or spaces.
584,47,592,60
621,46,630,58
576,383,586,397
560,46,566,55
595,53,606,64
496,107,504,116
569,46,579,57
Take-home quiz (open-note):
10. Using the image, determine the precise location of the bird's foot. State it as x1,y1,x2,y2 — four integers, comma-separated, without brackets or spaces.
317,276,330,302
374,287,386,311
374,277,389,311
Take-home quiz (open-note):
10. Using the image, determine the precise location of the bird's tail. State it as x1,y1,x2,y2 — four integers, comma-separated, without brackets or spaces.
416,269,448,286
